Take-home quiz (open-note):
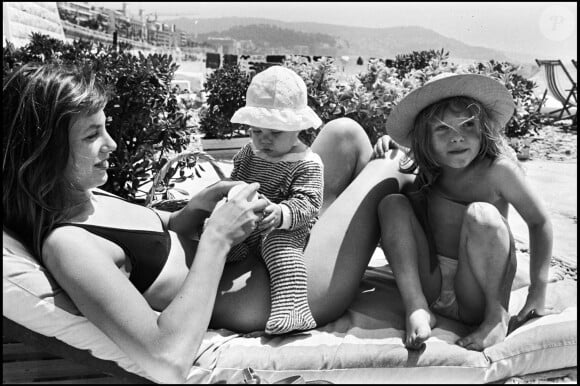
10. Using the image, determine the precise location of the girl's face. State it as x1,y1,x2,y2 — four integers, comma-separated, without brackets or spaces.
249,126,301,157
64,109,117,191
428,107,482,169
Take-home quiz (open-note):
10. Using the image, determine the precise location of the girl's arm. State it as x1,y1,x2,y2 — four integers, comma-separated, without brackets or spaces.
492,159,553,319
42,183,267,383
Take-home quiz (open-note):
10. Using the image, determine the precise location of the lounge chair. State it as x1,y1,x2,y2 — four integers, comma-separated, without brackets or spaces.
3,316,151,383
535,59,577,120
3,155,578,383
4,222,577,383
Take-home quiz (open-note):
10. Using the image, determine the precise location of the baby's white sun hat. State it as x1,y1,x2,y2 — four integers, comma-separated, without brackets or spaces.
386,72,516,148
231,65,323,131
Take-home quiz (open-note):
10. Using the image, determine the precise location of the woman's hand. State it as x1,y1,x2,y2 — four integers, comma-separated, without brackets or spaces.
372,135,398,159
203,182,269,246
190,180,245,212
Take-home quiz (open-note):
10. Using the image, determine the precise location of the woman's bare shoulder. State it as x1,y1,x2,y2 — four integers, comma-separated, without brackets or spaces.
42,225,105,267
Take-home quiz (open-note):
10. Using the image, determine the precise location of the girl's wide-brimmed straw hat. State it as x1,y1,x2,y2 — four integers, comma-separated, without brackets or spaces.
231,65,323,131
385,73,516,147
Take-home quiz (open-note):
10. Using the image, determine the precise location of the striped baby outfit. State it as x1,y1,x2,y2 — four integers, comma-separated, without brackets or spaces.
229,142,323,335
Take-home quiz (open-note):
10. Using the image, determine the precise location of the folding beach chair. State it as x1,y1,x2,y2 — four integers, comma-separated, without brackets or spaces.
535,59,577,120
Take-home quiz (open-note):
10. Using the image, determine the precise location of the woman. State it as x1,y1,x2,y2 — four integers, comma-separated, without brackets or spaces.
3,63,413,383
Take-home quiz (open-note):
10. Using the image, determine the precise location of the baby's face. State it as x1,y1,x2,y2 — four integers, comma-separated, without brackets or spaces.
249,126,301,157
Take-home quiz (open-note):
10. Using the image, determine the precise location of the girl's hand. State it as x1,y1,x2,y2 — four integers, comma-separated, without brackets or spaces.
203,182,268,246
516,285,559,324
371,135,398,159
258,201,282,234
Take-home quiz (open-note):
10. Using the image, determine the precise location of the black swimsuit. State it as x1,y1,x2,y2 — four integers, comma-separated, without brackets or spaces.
53,191,171,293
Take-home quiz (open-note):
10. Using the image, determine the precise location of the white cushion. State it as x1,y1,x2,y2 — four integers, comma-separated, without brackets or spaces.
3,229,577,383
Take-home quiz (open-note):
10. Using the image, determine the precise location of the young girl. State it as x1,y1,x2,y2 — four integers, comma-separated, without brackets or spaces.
378,73,553,351
227,65,324,335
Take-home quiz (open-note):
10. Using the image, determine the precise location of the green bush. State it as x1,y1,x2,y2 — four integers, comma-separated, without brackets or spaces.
198,64,251,139
285,52,544,145
464,60,544,137
394,48,450,78
3,33,191,202
285,56,416,145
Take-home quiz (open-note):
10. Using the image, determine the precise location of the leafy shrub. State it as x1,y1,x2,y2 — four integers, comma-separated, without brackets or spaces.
198,64,251,139
463,60,544,137
394,48,450,78
285,56,414,145
209,50,543,149
3,33,191,202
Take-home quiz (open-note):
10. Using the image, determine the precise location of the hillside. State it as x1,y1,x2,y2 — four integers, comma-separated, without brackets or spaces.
196,24,344,56
170,16,519,62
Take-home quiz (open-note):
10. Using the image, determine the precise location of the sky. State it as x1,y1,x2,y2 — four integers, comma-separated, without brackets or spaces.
92,2,577,61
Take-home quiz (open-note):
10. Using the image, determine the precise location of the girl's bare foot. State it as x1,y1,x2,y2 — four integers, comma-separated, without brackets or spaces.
456,308,510,351
406,308,437,349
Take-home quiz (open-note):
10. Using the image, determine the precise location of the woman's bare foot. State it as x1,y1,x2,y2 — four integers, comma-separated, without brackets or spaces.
405,308,437,349
456,308,510,351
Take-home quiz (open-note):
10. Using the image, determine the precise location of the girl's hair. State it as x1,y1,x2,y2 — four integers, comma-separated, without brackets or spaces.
403,96,515,186
2,63,108,258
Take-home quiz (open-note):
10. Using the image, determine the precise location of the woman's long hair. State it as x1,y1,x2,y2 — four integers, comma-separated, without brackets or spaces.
404,96,514,187
3,63,108,258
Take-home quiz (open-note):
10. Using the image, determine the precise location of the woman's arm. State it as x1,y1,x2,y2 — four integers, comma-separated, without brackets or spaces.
43,183,267,383
155,180,244,240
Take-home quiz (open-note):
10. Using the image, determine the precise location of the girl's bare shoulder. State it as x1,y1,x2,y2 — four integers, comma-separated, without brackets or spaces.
488,156,525,181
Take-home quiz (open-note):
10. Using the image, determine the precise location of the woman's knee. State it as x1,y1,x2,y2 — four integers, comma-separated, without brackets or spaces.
314,118,371,156
320,117,366,141
463,202,507,239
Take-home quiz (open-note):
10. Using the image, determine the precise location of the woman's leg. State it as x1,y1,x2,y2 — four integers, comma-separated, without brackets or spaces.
454,202,516,351
378,194,440,349
304,153,415,325
211,118,414,331
310,117,374,215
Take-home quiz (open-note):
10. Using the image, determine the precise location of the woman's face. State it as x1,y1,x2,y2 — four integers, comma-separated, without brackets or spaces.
64,109,117,191
428,107,482,169
249,126,300,157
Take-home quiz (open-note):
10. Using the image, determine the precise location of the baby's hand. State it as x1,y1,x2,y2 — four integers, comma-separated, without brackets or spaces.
259,202,282,234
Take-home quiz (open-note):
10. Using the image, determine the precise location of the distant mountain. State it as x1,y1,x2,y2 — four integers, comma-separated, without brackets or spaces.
169,16,522,63
196,24,343,56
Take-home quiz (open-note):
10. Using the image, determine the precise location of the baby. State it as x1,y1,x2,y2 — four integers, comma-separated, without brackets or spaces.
227,65,324,335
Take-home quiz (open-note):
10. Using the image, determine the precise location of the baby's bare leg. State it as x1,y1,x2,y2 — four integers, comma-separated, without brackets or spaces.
378,194,440,349
455,202,516,351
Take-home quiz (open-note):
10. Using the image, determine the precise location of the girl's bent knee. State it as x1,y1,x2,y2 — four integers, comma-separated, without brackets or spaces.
464,202,506,236
378,194,411,215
